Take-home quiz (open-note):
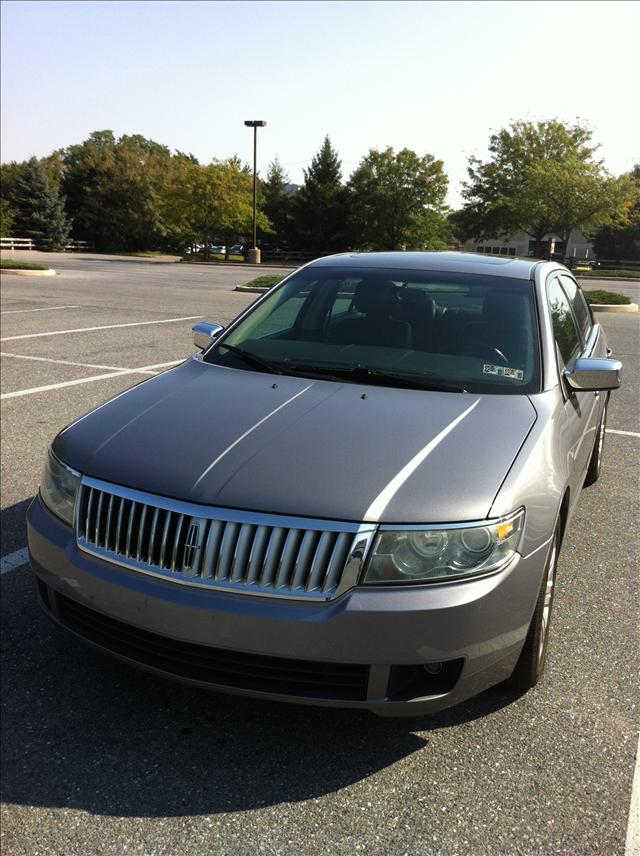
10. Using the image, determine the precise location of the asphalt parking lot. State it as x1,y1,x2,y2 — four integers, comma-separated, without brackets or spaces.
1,253,639,856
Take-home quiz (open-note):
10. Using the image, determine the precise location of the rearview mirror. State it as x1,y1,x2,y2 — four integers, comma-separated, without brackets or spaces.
192,322,224,351
563,357,622,392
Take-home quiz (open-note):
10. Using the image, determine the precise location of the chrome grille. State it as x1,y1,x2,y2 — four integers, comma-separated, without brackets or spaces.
75,477,375,601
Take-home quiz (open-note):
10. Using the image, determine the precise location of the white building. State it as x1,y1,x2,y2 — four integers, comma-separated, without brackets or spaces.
463,228,595,261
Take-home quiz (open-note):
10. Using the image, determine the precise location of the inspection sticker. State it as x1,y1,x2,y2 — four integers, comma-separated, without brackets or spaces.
483,364,524,380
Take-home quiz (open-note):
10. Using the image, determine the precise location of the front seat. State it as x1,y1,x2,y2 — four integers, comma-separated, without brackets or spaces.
329,279,412,349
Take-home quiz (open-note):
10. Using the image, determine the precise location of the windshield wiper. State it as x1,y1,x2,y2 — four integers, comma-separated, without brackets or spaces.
218,343,284,375
347,366,468,393
287,363,467,393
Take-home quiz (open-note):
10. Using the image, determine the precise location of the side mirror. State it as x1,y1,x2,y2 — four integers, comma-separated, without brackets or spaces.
192,322,224,351
564,357,622,392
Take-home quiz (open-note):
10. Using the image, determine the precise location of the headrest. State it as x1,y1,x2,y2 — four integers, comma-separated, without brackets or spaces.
396,288,436,322
353,279,399,316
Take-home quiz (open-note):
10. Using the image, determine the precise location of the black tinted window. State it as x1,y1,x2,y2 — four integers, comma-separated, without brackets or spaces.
205,267,541,395
547,277,581,367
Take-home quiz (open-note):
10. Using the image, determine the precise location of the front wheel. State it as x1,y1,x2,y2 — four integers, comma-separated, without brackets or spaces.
507,523,560,690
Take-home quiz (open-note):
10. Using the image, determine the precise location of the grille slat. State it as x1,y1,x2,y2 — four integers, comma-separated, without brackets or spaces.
136,505,148,561
94,492,104,547
159,510,172,568
125,501,137,558
171,514,185,572
76,482,371,601
84,487,94,541
306,532,337,591
148,507,160,565
231,524,255,583
201,520,224,579
217,522,239,581
290,530,321,591
114,498,126,554
105,494,115,551
260,527,287,588
275,529,304,589
323,532,354,593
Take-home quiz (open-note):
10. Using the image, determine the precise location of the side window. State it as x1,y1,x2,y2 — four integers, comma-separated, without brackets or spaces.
547,277,581,368
559,274,593,342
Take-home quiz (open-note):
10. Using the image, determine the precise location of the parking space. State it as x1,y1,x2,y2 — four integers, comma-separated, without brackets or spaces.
0,255,638,856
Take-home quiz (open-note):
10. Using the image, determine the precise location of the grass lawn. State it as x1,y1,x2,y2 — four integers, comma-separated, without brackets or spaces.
584,289,632,305
577,268,640,279
0,258,50,271
241,274,285,290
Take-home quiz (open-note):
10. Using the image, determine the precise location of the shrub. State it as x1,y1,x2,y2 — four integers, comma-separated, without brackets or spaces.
583,289,631,305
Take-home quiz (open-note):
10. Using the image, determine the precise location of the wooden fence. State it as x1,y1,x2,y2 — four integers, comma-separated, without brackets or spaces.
0,237,95,251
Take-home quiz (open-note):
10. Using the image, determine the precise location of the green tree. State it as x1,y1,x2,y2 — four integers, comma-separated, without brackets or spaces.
0,200,15,235
62,131,173,251
347,147,449,250
10,157,70,250
163,158,270,260
460,119,609,257
593,165,640,260
259,158,293,248
292,136,347,254
510,156,637,259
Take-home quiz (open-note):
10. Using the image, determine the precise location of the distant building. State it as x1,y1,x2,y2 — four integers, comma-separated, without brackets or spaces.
463,228,595,261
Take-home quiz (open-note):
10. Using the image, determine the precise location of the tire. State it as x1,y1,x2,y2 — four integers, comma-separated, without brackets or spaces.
584,395,608,487
508,523,561,690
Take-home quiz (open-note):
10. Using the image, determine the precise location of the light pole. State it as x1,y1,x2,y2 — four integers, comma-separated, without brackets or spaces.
244,119,267,264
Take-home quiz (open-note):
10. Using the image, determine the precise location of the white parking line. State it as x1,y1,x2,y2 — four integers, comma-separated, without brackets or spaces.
1,351,156,373
0,547,29,575
607,429,640,438
1,359,184,400
626,730,640,856
0,315,203,342
0,305,80,315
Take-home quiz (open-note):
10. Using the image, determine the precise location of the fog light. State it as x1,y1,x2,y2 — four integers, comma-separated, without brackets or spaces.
423,662,444,675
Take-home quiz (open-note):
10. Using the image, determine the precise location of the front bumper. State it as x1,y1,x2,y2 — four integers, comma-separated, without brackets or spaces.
28,496,549,716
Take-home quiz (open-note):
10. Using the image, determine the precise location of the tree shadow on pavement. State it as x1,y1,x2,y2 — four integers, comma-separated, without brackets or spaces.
1,568,523,819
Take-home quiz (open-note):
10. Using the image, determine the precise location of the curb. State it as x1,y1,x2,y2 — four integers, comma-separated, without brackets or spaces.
590,303,638,313
183,261,296,270
234,285,269,293
1,268,56,277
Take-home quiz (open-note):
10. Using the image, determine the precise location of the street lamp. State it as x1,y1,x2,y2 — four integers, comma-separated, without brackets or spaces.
244,119,267,264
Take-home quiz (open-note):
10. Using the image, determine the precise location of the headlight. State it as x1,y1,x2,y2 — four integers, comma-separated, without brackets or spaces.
362,509,525,585
40,449,81,527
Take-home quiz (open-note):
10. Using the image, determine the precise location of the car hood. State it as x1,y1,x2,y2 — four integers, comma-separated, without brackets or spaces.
54,357,537,524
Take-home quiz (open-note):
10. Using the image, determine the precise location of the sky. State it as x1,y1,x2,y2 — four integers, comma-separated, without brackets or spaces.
1,0,639,207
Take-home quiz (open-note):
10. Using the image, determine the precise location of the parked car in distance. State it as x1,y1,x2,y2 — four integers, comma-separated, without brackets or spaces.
28,252,622,716
229,244,244,255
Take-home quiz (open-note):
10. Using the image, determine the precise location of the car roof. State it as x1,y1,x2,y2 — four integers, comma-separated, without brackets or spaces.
308,251,539,280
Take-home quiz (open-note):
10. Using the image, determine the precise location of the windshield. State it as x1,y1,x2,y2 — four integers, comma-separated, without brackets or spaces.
204,266,541,394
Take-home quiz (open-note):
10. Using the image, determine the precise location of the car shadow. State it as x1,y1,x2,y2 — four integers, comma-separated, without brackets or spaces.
0,496,33,556
1,565,524,819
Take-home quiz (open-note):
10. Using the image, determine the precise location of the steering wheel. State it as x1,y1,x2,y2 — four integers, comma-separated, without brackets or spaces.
454,340,510,364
